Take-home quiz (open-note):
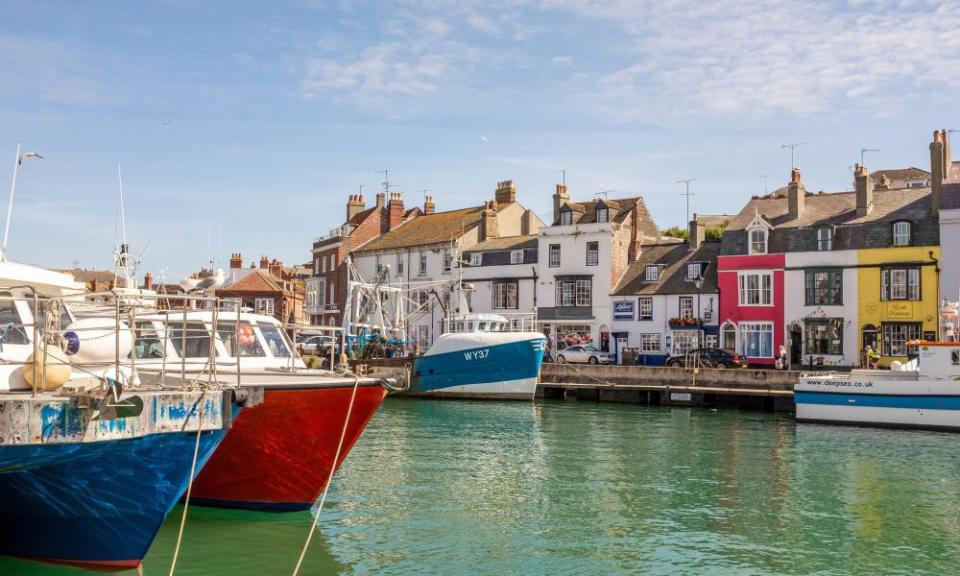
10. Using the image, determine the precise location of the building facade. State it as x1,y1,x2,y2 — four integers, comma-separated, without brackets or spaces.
610,219,720,365
537,184,660,356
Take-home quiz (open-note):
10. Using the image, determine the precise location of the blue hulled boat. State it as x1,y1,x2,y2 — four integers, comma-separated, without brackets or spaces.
409,314,547,399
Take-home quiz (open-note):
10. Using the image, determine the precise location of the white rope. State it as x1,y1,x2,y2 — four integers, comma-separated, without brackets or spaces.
291,375,361,576
167,390,208,576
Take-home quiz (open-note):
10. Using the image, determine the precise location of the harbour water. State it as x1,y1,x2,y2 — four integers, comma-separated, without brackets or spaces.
5,398,960,575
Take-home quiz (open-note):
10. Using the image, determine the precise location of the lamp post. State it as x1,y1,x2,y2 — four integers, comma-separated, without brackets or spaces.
3,143,44,261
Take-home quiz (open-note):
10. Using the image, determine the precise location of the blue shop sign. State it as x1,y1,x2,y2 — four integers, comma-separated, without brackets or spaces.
614,300,634,320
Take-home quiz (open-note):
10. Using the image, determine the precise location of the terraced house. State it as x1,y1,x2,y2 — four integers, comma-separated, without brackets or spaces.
609,217,721,365
718,154,941,369
351,181,541,349
536,183,660,356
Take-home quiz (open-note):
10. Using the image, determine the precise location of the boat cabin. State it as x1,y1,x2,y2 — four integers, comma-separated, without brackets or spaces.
445,314,513,334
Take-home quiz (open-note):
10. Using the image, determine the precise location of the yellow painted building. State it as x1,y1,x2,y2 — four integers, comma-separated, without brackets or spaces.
857,246,941,367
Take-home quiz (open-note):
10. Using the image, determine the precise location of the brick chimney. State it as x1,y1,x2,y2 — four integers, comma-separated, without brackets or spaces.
259,255,269,270
495,180,517,204
144,272,153,290
269,259,284,278
521,208,535,235
688,215,705,251
855,163,874,217
553,184,569,223
387,192,405,230
931,129,949,213
346,194,366,222
376,192,386,208
424,195,435,214
787,168,805,220
480,200,499,241
230,252,243,269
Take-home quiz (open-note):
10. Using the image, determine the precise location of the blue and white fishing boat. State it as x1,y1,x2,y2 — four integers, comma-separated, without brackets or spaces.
409,313,547,399
0,261,255,571
796,340,960,431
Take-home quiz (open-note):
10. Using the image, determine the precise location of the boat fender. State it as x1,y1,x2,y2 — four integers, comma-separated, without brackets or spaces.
22,345,72,390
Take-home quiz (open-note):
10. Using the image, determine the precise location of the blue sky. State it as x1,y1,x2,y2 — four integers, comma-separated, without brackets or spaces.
2,0,958,281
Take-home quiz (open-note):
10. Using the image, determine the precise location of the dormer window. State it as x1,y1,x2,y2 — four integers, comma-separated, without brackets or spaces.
749,229,767,254
687,262,703,281
596,208,609,223
645,265,661,282
816,226,834,251
892,221,911,246
746,212,771,255
559,208,573,226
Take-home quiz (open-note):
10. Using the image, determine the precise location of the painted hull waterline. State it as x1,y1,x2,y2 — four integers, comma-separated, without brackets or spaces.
796,377,960,431
410,335,546,400
190,385,388,511
0,428,229,571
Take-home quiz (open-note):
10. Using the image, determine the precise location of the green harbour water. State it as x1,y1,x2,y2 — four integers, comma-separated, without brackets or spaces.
4,398,960,575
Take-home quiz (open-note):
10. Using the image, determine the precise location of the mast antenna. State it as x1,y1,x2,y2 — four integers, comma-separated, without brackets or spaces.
860,148,880,166
781,142,805,170
677,178,695,224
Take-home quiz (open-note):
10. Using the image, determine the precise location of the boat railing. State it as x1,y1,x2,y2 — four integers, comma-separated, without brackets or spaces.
2,288,254,397
442,312,539,334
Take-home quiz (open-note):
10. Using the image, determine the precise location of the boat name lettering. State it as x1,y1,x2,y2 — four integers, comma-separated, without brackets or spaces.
804,380,874,388
463,348,490,361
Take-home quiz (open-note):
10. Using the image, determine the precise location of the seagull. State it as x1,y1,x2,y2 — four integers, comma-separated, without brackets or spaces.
191,267,226,292
178,277,200,292
18,152,43,165
479,136,489,144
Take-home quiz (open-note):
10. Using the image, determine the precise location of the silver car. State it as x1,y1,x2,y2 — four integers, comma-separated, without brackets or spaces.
556,345,614,365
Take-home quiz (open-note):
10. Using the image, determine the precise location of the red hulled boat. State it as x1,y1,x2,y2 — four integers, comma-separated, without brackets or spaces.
190,379,387,510
134,311,389,512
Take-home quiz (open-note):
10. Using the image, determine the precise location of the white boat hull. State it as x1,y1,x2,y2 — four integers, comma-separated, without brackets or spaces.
408,376,538,400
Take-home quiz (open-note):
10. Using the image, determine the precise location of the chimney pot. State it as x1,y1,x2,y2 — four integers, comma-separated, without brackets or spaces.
144,272,154,290
788,169,805,220
688,218,705,251
855,163,874,217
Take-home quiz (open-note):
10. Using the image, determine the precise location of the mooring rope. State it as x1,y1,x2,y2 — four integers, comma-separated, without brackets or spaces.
291,375,361,576
167,390,208,576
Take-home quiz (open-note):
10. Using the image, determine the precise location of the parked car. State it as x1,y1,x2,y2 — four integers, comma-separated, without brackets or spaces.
556,345,615,365
666,348,745,369
296,335,332,356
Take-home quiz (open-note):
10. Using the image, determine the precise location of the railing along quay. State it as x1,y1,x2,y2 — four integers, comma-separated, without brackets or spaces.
538,363,798,411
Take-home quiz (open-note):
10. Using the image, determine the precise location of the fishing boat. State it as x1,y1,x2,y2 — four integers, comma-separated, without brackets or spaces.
131,309,390,511
408,313,547,399
343,257,547,400
796,341,960,431
0,263,252,571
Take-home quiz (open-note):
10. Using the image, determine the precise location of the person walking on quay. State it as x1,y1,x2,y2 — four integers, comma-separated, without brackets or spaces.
864,345,880,369
778,344,788,370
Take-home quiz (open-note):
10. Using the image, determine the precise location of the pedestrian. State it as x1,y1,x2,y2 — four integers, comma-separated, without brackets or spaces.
778,344,788,370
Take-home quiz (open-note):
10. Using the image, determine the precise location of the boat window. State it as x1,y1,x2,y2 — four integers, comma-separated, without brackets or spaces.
168,322,212,359
134,322,165,359
953,350,959,366
258,323,292,357
478,322,487,331
0,292,28,345
216,322,265,357
467,322,475,331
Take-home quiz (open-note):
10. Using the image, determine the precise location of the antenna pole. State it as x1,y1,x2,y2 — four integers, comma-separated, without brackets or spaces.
560,168,566,187
860,148,880,166
677,178,695,224
2,142,21,261
781,142,805,171
760,174,768,195
118,164,128,246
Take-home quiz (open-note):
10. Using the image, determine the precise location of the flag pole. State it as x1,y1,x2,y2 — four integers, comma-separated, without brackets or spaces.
2,142,21,262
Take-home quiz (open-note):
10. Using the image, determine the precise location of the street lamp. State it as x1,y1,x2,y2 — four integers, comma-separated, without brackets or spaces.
3,143,44,261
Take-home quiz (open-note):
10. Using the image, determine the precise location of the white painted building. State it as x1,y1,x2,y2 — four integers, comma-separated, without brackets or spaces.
351,181,542,349
609,223,720,364
783,250,860,368
536,185,660,356
461,236,539,326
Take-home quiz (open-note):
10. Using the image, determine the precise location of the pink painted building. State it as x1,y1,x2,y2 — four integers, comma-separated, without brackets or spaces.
716,252,785,366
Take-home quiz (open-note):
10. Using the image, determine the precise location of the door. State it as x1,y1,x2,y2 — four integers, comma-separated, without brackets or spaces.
862,325,878,366
790,326,802,367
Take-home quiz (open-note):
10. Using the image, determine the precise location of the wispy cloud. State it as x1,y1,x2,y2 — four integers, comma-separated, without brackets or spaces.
0,36,103,106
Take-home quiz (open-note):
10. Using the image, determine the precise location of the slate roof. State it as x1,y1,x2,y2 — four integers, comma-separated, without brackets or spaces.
613,241,721,296
467,235,538,252
871,167,930,188
356,206,484,252
720,185,939,255
555,196,660,242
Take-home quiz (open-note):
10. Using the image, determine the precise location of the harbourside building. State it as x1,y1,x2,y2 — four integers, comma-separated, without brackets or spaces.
719,158,940,369
218,254,305,327
461,233,540,325
609,218,720,364
934,130,960,305
536,184,660,356
306,191,419,327
351,180,542,349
